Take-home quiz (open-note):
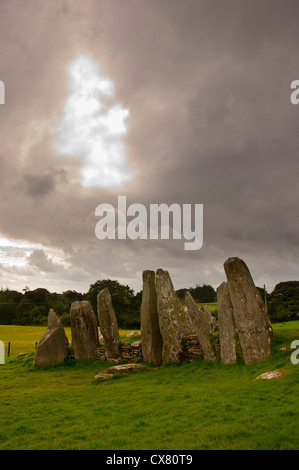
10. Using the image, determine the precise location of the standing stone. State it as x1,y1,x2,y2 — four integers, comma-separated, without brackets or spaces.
0,340,4,365
204,305,219,333
224,257,272,364
155,269,189,363
140,270,163,366
183,306,196,333
70,301,99,360
34,309,69,366
217,282,237,364
184,292,216,361
97,288,121,361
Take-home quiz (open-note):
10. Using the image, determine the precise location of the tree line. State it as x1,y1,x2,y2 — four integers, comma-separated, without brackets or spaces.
0,279,297,328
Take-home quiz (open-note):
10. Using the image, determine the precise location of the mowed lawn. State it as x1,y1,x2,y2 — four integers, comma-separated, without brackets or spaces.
0,322,299,450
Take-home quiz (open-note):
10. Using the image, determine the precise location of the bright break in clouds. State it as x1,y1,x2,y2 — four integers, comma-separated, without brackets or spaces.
55,55,133,189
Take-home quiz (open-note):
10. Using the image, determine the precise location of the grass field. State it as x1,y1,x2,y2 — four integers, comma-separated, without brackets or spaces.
0,321,299,450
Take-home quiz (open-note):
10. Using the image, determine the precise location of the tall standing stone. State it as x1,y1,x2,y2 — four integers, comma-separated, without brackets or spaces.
217,282,237,364
140,270,163,366
155,268,189,363
97,288,121,361
224,257,272,364
184,292,216,361
70,301,99,360
34,309,69,366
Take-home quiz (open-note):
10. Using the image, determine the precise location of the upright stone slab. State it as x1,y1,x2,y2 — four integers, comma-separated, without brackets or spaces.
97,288,121,361
70,301,99,360
34,309,69,366
224,257,272,364
155,268,189,363
140,270,163,366
184,292,216,361
217,282,237,364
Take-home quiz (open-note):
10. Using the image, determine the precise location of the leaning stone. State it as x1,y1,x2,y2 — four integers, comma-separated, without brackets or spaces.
183,306,196,333
204,305,219,333
256,370,281,380
140,270,163,366
184,292,216,361
224,257,272,364
34,308,69,366
70,301,99,360
155,268,189,363
97,288,121,361
217,282,237,364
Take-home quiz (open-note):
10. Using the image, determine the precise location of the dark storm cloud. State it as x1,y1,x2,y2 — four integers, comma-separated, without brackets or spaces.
23,169,67,197
0,0,299,293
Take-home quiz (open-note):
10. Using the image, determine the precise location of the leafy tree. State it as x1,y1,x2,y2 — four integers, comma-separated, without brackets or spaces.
86,279,140,328
0,289,23,324
268,281,299,322
176,284,217,303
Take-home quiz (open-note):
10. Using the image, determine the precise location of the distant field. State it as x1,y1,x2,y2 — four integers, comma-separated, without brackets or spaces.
0,325,140,358
0,321,298,450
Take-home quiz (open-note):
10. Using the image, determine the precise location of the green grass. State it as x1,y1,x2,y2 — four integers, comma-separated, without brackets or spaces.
0,322,299,450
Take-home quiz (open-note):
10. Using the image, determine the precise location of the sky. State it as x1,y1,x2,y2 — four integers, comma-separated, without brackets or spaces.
0,0,299,295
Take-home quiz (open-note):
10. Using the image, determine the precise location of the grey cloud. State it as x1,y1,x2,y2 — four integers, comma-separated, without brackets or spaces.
0,0,298,293
28,249,59,272
23,169,67,197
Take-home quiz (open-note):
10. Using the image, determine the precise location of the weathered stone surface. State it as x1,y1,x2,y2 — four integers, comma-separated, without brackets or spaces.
155,268,189,363
94,363,149,380
140,270,163,366
97,288,121,361
256,370,281,380
183,306,196,333
204,305,218,333
34,309,69,366
217,282,237,364
184,292,216,361
70,301,99,360
224,257,272,364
